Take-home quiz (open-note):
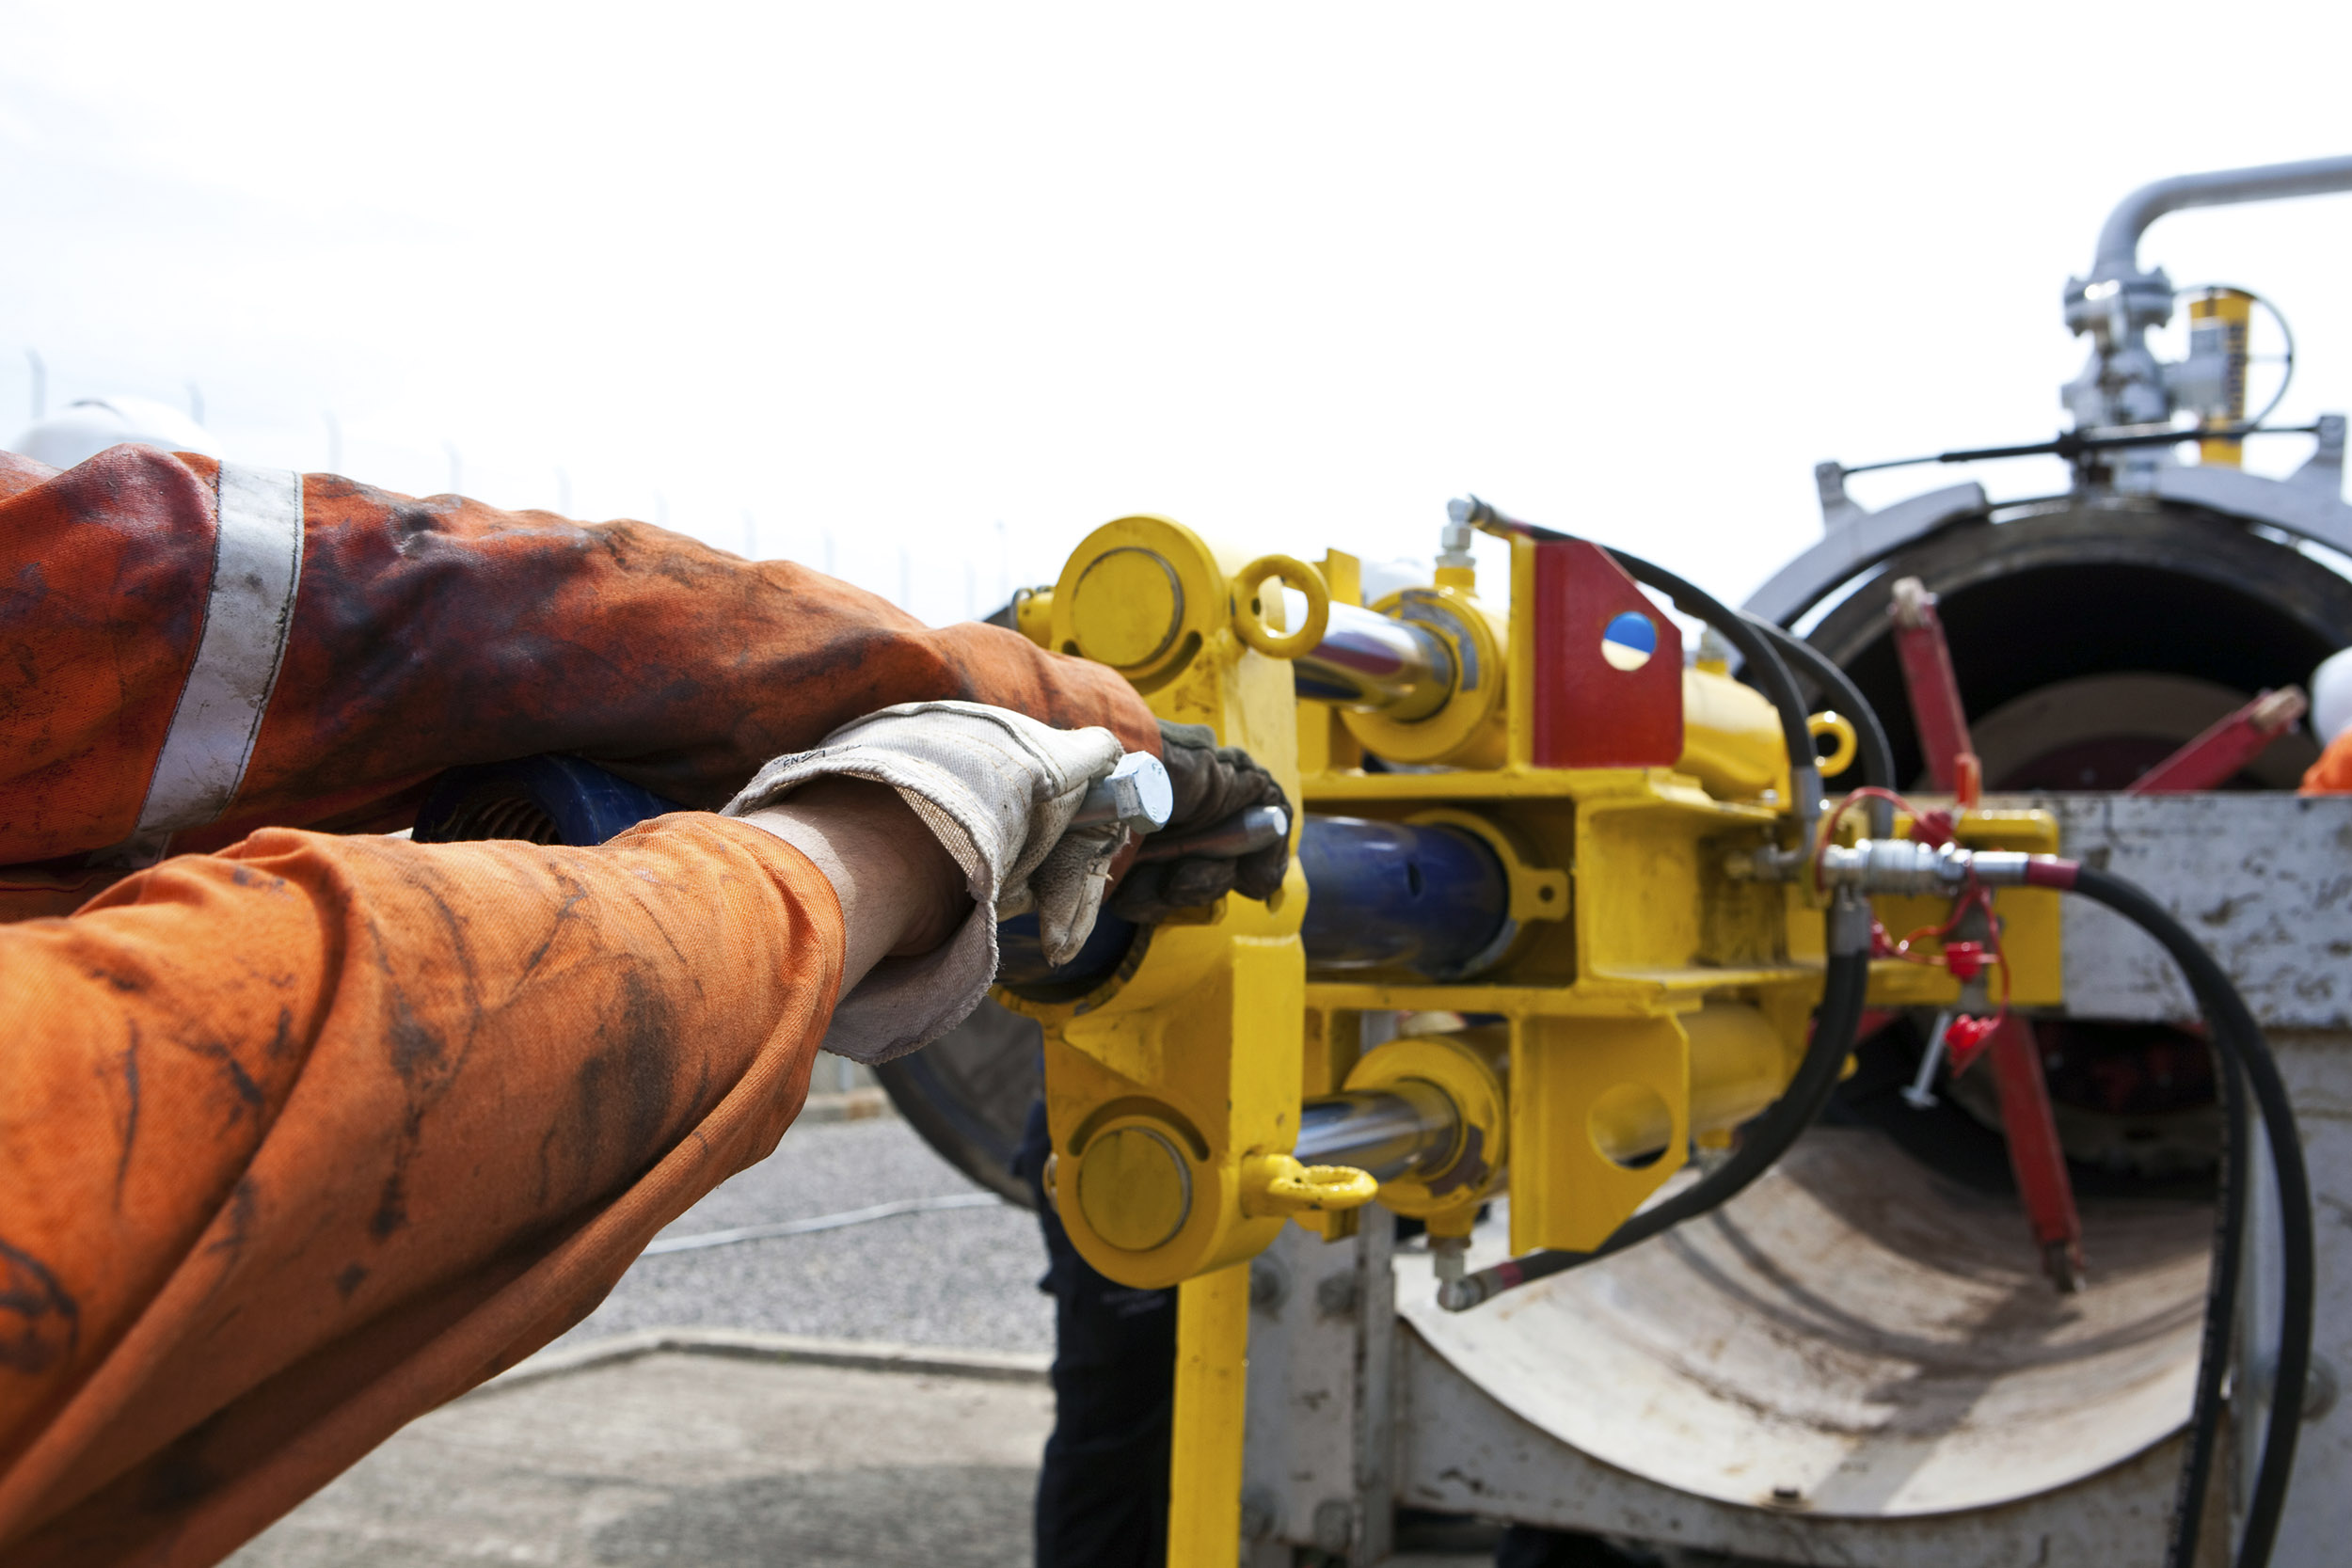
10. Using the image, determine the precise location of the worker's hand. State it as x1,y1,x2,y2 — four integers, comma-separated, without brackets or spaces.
725,701,1128,1063
1108,721,1293,924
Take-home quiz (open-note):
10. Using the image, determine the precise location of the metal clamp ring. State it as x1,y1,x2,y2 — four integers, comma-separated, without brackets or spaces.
1230,555,1330,660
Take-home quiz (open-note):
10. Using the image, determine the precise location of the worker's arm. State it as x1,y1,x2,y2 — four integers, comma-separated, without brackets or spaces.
0,445,1157,880
2301,725,2352,793
0,788,961,1567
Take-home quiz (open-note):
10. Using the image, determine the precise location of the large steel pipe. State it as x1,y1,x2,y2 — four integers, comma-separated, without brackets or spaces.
2092,152,2352,277
1291,602,1455,721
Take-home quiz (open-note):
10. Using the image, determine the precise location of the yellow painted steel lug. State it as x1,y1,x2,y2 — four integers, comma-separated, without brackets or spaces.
1238,1151,1379,1217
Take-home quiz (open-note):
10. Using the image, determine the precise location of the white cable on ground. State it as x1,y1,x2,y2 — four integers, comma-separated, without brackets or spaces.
641,1192,1004,1256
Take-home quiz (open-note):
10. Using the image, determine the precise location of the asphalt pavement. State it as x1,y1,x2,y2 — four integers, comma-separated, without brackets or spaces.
229,1350,1054,1568
230,1113,1056,1565
548,1112,1053,1357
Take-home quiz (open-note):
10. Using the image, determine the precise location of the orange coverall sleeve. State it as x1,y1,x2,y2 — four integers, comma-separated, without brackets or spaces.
0,814,843,1566
0,445,1155,883
2301,726,2352,793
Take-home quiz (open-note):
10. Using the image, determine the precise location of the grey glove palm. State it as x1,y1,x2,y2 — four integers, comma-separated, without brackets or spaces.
726,701,1126,1063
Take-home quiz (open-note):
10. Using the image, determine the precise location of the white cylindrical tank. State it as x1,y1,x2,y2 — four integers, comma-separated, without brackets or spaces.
9,395,223,469
2312,647,2352,746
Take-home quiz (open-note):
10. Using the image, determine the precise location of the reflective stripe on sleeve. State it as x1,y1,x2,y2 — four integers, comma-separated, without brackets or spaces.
133,463,306,834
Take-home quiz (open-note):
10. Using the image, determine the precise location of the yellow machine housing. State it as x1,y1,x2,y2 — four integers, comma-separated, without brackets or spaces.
999,513,2064,1566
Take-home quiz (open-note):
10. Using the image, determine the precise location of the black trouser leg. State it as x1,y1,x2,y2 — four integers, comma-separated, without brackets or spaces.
1014,1099,1178,1568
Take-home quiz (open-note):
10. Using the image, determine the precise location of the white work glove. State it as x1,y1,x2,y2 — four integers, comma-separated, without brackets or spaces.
723,700,1128,1064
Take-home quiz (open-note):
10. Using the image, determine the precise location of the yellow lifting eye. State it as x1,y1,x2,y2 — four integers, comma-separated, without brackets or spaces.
1808,710,1860,778
1238,1151,1379,1218
1229,554,1330,660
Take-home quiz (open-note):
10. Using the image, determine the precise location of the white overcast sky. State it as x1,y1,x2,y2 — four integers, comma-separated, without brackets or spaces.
5,2,2351,624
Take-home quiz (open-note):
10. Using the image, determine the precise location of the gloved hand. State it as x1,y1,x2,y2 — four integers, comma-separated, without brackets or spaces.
725,701,1127,1063
1108,721,1293,924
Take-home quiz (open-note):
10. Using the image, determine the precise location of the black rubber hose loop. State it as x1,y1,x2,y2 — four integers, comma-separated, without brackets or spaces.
2068,866,2314,1568
1446,943,1872,1306
1743,614,1899,839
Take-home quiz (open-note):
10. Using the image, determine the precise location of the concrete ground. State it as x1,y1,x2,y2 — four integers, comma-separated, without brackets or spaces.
229,1350,1053,1568
233,1110,1057,1566
548,1107,1053,1357
218,1111,1593,1566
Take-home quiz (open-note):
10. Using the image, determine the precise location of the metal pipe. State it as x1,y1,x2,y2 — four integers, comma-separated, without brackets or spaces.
1292,602,1455,721
1294,1081,1460,1181
2093,154,2352,277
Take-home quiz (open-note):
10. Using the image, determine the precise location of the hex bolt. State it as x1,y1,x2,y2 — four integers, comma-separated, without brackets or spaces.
1070,752,1175,834
1315,1272,1360,1318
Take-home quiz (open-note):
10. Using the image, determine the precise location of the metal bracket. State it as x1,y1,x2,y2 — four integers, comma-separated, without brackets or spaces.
2289,412,2345,499
1741,478,1990,627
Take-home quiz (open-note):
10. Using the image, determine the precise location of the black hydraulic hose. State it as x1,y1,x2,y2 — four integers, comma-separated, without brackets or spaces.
1743,614,1899,838
1440,942,1871,1307
1600,546,1820,820
2170,1051,2249,1567
2065,865,2314,1568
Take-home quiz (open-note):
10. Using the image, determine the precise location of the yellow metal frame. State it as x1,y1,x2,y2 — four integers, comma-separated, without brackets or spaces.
1000,517,2066,1566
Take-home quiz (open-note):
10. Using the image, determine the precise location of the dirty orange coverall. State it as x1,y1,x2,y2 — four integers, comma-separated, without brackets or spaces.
0,445,1157,1565
2303,727,2352,793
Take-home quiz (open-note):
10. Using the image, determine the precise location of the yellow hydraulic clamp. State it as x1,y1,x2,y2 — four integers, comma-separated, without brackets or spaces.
993,500,2064,1567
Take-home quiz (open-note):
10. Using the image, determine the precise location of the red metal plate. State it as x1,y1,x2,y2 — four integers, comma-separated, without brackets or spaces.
1530,537,1683,768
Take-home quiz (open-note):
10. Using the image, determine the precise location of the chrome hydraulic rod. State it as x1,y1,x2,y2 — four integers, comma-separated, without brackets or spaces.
1291,602,1455,720
1293,1082,1460,1182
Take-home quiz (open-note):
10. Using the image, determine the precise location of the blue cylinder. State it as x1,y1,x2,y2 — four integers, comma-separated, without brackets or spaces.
414,760,1515,989
1297,816,1512,979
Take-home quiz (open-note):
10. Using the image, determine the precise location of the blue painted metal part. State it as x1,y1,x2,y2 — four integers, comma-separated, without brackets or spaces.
995,910,1141,990
1296,816,1510,979
413,755,685,846
413,760,1516,989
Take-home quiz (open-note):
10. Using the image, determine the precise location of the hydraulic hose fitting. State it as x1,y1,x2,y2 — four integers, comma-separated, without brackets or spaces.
1733,838,2079,895
1827,886,1874,959
1813,840,2072,895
